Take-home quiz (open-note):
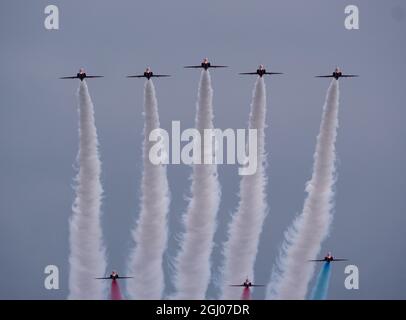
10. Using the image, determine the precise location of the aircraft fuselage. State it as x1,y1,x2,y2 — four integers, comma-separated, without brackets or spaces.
257,69,266,77
201,62,211,70
77,73,87,81
144,71,153,79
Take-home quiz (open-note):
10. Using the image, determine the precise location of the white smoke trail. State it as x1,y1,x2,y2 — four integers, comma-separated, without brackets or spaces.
68,81,107,299
266,80,339,300
172,70,221,299
126,80,170,299
220,77,268,299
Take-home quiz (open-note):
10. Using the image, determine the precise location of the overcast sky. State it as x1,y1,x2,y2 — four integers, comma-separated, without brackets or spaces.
0,0,405,299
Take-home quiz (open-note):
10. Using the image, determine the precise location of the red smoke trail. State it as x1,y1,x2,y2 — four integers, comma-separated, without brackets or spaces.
110,280,122,300
241,287,251,300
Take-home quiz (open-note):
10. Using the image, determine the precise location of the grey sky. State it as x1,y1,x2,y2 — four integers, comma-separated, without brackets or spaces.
0,0,405,299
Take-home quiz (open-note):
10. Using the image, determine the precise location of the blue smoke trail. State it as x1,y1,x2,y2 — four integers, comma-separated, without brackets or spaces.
310,262,332,300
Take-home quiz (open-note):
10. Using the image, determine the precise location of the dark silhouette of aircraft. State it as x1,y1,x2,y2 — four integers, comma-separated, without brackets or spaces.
239,64,283,77
126,67,170,80
184,58,227,70
95,271,133,280
309,252,348,263
229,278,265,288
316,67,359,80
59,68,103,81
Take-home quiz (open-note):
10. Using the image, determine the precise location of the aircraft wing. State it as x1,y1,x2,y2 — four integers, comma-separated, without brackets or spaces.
308,259,326,262
152,74,171,78
184,65,203,68
85,76,104,78
265,72,283,75
59,76,78,79
315,75,334,78
126,75,147,78
239,72,258,75
251,284,265,287
184,65,228,69
340,74,359,78
117,276,134,279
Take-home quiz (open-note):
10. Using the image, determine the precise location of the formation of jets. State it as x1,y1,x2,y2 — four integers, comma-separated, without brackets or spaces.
59,59,359,81
309,252,348,263
60,60,352,292
95,252,346,290
95,271,133,280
